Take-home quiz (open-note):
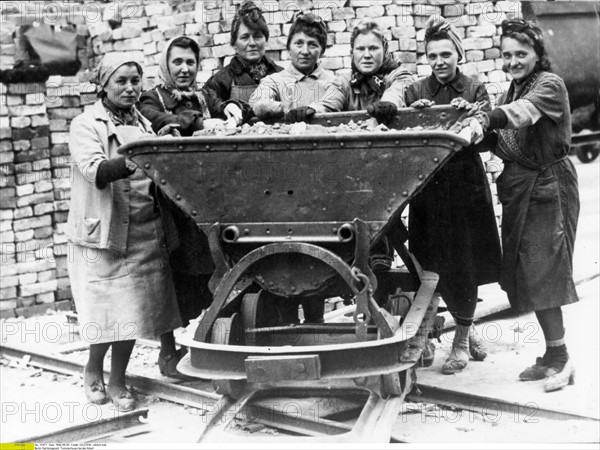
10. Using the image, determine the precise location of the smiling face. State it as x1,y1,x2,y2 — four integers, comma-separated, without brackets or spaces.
234,23,267,63
352,32,385,76
501,36,539,82
289,31,323,75
105,64,142,109
426,39,459,84
167,46,198,90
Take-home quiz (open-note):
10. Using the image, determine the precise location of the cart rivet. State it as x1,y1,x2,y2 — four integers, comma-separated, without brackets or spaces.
387,207,392,212
423,139,428,144
206,145,210,150
313,142,318,147
152,146,158,151
340,142,345,147
160,179,166,185
266,229,270,234
332,228,337,234
372,223,380,230
176,194,182,200
244,228,250,235
178,145,184,150
326,119,332,125
450,141,455,148
395,140,400,145
433,157,439,163
128,150,132,155
402,191,409,197
232,144,237,150
290,286,296,292
286,143,291,149
191,210,197,216
294,363,306,373
418,174,424,180
367,141,372,147
144,163,150,169
354,376,367,386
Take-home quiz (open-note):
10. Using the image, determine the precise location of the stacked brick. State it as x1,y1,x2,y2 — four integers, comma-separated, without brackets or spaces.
1,0,540,315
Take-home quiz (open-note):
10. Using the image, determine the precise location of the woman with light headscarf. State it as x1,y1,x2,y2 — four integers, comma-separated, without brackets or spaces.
462,19,579,392
308,19,414,123
67,54,181,411
404,17,502,375
139,36,242,135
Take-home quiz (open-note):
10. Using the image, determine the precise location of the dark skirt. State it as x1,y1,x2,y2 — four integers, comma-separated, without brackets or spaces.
408,148,502,305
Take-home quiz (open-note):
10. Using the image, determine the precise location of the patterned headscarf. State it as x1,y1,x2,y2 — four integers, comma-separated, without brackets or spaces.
424,16,465,63
158,36,201,101
500,19,551,72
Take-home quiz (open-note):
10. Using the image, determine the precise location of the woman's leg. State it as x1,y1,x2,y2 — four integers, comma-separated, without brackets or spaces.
84,343,110,404
442,285,478,374
106,340,136,411
159,331,177,358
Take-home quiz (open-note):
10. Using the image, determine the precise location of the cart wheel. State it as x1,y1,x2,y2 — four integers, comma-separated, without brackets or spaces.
241,291,279,346
576,144,600,163
211,314,246,398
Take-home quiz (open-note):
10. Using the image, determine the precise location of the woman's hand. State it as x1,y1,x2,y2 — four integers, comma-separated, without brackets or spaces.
157,123,181,137
224,103,243,125
367,101,398,123
450,97,471,109
409,99,435,109
287,106,315,123
253,102,285,119
458,117,485,145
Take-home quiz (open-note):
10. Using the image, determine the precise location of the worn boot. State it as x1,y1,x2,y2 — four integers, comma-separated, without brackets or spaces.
519,356,549,381
442,324,470,374
469,324,487,361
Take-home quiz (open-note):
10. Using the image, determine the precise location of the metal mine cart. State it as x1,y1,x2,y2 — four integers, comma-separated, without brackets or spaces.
119,106,472,442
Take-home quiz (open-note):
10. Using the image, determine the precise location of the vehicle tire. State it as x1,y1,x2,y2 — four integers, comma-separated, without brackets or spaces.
576,144,600,163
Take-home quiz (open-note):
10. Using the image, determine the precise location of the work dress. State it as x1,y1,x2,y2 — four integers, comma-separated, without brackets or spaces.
69,124,182,343
494,70,579,312
404,72,502,308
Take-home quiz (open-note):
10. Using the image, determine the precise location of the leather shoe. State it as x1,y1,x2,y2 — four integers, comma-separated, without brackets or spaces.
519,356,548,381
544,358,575,392
84,369,108,405
106,384,136,412
158,347,190,379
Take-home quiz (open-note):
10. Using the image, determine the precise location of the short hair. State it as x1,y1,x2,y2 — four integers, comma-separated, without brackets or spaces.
500,19,551,72
350,19,388,54
168,36,200,64
286,12,328,54
230,1,270,46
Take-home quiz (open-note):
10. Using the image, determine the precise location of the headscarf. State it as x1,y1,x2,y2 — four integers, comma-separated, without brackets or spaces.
349,22,400,98
500,19,550,72
158,36,201,101
287,12,328,54
92,53,143,126
424,16,465,63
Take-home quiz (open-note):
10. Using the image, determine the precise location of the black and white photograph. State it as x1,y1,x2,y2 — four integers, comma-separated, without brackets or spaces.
0,0,598,448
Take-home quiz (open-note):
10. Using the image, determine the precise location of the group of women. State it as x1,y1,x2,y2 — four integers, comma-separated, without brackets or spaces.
66,1,579,412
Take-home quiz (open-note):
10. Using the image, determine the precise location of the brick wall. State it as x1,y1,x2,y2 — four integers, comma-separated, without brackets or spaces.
0,0,539,316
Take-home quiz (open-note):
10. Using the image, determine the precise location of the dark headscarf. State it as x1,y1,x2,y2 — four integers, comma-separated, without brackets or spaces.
424,16,465,63
501,19,551,72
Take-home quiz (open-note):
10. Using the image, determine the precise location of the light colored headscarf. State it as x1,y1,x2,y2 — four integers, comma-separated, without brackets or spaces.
92,52,143,93
157,36,201,100
424,16,465,63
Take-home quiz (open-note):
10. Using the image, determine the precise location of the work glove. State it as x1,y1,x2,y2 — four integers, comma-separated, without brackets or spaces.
409,99,435,109
224,103,243,125
287,106,316,123
367,101,398,123
253,101,285,119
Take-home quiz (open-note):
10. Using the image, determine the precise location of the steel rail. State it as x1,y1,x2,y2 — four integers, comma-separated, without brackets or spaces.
408,384,600,423
20,409,149,443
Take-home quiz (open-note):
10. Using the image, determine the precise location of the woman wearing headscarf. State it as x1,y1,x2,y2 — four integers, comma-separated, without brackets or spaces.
250,11,335,121
204,0,282,120
309,19,414,122
404,17,502,374
463,19,579,392
139,36,230,378
67,54,181,411
139,35,242,135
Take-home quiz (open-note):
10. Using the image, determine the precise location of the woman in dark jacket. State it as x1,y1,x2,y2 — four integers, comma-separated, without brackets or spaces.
464,19,579,392
405,17,502,375
203,1,282,120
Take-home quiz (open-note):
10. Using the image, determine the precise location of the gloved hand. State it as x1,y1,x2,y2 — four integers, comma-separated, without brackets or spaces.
409,99,435,109
253,101,285,119
367,101,398,123
287,106,316,123
157,123,181,137
450,97,471,110
224,103,243,125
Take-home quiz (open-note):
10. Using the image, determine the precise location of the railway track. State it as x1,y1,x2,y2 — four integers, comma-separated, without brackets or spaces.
2,342,597,443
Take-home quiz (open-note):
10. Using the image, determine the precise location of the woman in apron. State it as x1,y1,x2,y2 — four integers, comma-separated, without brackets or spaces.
463,19,580,392
67,54,182,411
403,17,502,374
204,1,282,120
